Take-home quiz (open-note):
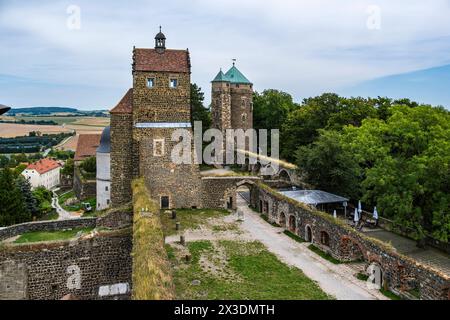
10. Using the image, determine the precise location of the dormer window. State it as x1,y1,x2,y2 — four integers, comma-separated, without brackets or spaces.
147,78,155,88
170,78,178,88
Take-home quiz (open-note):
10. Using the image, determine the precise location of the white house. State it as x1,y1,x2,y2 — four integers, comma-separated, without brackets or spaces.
96,126,111,210
22,158,61,190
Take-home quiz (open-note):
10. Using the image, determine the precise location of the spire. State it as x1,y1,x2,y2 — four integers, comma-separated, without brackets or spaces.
224,62,252,85
212,69,230,83
155,26,166,53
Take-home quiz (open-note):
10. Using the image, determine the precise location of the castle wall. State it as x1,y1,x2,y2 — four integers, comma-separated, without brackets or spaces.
230,83,253,131
111,113,133,205
211,82,231,131
0,231,132,300
136,127,202,209
132,71,191,124
251,184,450,300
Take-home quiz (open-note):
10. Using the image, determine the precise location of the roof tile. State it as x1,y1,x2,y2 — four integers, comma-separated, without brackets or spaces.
133,48,190,73
74,134,101,161
25,158,61,175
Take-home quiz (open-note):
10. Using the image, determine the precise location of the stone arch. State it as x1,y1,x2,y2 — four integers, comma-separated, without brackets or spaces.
288,215,296,232
320,231,330,247
279,212,287,228
305,225,313,243
278,169,292,183
339,236,367,262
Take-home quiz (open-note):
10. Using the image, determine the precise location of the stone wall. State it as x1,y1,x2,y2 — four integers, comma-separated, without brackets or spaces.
230,83,253,131
0,218,97,242
250,183,450,300
201,176,261,209
0,230,132,300
73,167,96,201
110,113,133,206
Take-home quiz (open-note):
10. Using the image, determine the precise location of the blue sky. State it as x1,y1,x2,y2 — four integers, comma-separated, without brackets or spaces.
1,0,450,109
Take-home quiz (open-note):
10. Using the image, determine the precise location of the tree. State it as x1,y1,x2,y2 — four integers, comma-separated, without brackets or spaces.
32,186,53,216
0,168,30,226
191,83,211,130
253,89,298,131
61,158,74,176
80,156,96,173
295,130,361,199
17,176,39,218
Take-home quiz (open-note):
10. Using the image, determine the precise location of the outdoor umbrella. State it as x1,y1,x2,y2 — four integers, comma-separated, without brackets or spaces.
373,207,379,220
354,207,359,223
333,210,337,219
358,200,362,214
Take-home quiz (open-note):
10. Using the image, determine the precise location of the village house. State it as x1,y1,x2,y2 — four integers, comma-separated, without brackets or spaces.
21,158,61,190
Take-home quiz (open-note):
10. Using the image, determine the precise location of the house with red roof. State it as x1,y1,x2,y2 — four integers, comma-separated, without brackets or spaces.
21,158,62,190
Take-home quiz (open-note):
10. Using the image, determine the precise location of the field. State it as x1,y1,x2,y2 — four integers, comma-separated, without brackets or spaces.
0,115,109,151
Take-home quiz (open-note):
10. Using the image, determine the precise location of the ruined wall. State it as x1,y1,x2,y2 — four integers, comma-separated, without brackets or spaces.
0,230,132,300
73,167,96,201
251,183,450,300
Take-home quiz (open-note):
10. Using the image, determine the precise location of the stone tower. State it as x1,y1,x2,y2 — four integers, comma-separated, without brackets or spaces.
211,62,253,132
110,28,202,208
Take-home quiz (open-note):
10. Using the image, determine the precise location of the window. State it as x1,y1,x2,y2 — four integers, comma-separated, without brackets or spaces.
153,139,165,157
147,78,155,88
107,199,110,205
161,196,170,209
105,186,109,191
170,78,178,88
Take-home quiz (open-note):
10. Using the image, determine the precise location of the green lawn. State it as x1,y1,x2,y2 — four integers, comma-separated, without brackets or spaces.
160,208,230,236
308,244,342,264
58,190,96,212
14,227,94,244
167,240,332,300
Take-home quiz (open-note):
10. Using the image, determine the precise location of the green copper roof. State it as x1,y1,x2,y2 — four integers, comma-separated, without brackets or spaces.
211,70,230,82
225,65,252,85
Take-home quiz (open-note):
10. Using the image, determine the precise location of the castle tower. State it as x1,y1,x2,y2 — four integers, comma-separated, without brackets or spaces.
211,62,253,132
110,27,202,208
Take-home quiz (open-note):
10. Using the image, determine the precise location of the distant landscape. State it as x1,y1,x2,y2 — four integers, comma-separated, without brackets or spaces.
0,107,110,152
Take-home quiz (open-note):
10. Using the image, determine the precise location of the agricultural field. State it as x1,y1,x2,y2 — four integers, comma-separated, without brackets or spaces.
0,115,109,151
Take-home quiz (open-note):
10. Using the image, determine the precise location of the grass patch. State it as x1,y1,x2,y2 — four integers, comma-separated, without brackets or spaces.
283,230,305,243
380,288,402,300
14,227,94,244
308,244,342,265
169,240,332,300
160,208,230,236
356,272,369,281
58,191,96,213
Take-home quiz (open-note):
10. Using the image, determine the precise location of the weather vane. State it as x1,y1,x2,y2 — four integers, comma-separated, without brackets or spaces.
232,58,236,66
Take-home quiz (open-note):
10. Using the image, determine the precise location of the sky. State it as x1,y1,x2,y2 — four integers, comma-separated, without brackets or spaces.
1,0,450,110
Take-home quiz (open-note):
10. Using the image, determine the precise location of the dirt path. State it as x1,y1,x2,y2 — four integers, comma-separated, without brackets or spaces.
236,195,387,300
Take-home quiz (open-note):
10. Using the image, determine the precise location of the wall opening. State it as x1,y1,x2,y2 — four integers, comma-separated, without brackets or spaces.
161,196,170,209
320,231,330,247
305,225,312,243
279,212,286,228
289,215,296,232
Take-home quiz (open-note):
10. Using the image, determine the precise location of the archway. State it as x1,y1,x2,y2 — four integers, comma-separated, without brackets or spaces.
320,231,330,247
305,225,313,242
288,215,296,232
279,212,286,228
279,169,292,183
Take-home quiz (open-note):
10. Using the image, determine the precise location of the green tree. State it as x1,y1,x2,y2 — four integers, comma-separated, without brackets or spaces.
80,156,96,173
253,89,298,131
295,130,361,199
61,158,74,176
191,83,211,130
17,176,39,218
0,168,31,226
32,186,53,216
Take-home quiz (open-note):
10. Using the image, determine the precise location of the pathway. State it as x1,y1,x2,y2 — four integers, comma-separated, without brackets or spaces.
236,195,387,300
51,189,74,220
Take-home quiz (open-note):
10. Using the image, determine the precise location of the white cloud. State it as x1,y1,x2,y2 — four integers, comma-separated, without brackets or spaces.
1,0,450,107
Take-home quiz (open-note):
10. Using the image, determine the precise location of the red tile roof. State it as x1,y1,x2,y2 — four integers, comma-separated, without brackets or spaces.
110,88,133,114
74,134,101,161
133,48,190,73
26,158,61,175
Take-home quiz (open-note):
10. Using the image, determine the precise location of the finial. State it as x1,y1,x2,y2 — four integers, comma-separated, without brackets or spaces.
159,25,162,32
232,58,236,66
